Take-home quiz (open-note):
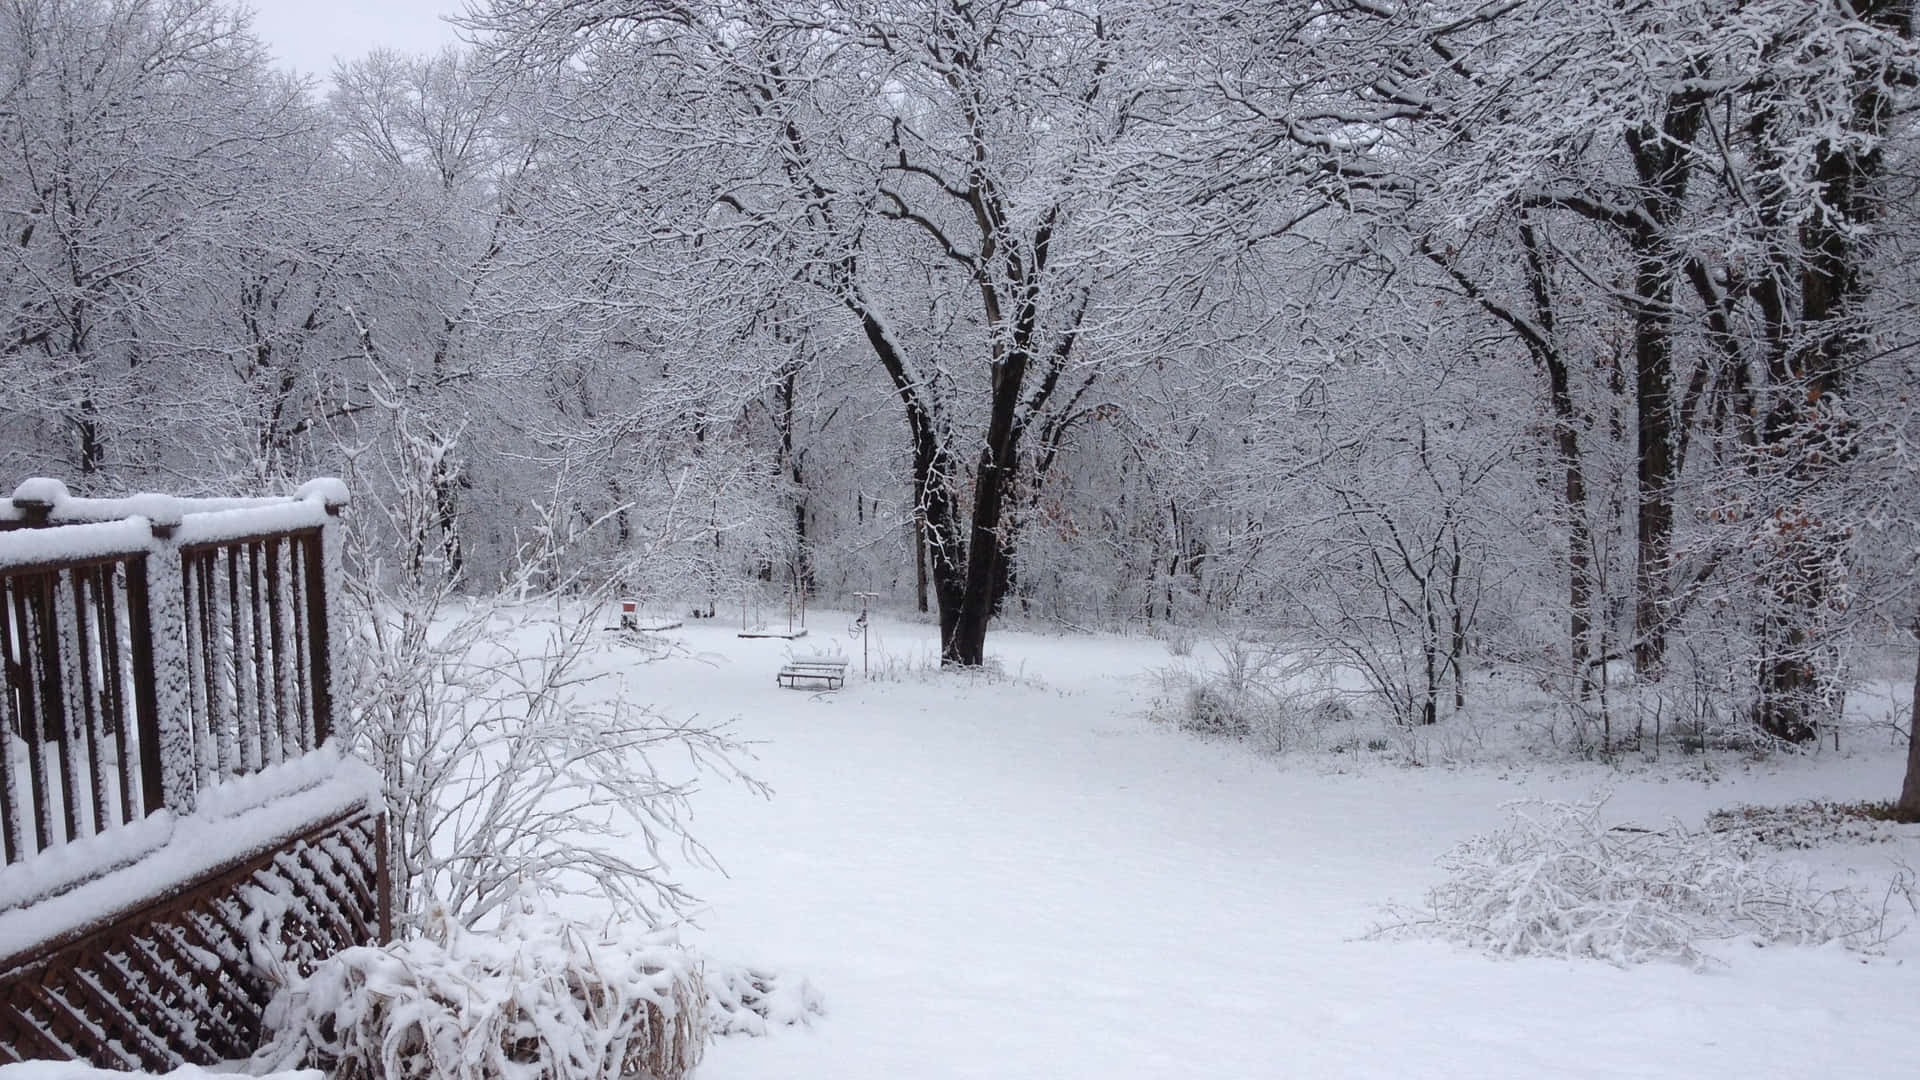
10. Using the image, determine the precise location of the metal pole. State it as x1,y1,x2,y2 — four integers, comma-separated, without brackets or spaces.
853,592,877,676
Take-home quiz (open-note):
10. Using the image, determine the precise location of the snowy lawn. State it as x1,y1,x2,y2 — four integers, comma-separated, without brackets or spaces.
569,613,1919,1079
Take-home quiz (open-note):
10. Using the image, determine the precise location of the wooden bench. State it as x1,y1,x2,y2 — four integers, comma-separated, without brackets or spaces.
777,657,849,690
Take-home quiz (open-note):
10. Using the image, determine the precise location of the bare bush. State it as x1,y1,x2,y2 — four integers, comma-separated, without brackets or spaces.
1152,639,1369,753
351,591,765,929
1156,625,1200,658
341,430,765,929
1180,680,1255,738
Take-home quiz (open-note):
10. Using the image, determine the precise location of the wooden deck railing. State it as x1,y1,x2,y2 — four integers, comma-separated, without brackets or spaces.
0,478,347,863
0,527,158,862
0,477,385,1073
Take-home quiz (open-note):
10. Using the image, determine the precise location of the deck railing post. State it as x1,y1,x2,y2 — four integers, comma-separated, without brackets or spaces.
122,557,167,818
298,480,348,748
142,506,194,815
376,812,393,943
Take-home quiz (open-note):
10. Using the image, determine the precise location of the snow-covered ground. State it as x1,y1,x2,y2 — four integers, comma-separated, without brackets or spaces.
564,613,1920,1080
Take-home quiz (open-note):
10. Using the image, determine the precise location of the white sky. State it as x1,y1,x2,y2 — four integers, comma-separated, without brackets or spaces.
245,0,467,79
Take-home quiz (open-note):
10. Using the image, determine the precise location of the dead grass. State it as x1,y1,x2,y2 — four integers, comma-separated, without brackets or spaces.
1706,799,1918,849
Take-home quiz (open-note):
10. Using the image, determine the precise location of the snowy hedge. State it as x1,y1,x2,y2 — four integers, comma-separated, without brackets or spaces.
1387,795,1905,968
253,903,705,1080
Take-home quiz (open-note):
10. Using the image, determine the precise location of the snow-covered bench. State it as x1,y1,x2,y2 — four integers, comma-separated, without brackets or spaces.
777,657,849,690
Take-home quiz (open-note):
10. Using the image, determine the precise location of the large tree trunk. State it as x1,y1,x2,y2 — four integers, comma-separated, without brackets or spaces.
853,308,969,649
1898,625,1920,821
1623,99,1705,676
1518,219,1595,695
914,510,930,614
919,444,969,658
72,398,103,477
946,511,1005,666
843,132,1080,664
1629,254,1677,675
1753,0,1909,741
774,366,812,595
945,369,1027,667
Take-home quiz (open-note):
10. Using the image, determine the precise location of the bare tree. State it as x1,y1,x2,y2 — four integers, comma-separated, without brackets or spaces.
1227,0,1919,739
474,0,1193,664
0,0,307,479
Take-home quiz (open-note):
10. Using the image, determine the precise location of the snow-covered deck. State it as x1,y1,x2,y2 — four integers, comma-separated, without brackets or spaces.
0,479,386,1073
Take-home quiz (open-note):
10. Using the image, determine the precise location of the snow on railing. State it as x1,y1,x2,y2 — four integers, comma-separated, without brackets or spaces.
0,478,348,869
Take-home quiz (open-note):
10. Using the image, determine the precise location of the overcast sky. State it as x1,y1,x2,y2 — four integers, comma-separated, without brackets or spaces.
247,0,467,78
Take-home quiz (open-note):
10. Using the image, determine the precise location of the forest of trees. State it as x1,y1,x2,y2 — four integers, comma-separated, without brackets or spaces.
3,0,1917,757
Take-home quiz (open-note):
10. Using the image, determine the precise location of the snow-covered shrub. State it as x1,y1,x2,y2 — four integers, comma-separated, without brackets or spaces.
1180,680,1255,737
1387,795,1904,968
703,963,827,1036
253,902,705,1080
1154,638,1270,739
1170,672,1339,747
1155,640,1364,753
1328,732,1393,756
1157,625,1199,658
1380,708,1491,767
0,1066,319,1080
1587,638,1782,759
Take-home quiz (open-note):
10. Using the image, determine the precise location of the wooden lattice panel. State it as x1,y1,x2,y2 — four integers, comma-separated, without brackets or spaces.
0,808,388,1071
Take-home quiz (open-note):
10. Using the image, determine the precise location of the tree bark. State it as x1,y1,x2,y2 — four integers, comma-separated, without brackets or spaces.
1518,219,1595,695
945,368,1027,667
914,510,929,614
72,396,103,476
774,365,812,595
1623,93,1706,676
434,468,463,582
1628,252,1677,674
1898,624,1920,821
1753,0,1909,741
852,307,968,652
